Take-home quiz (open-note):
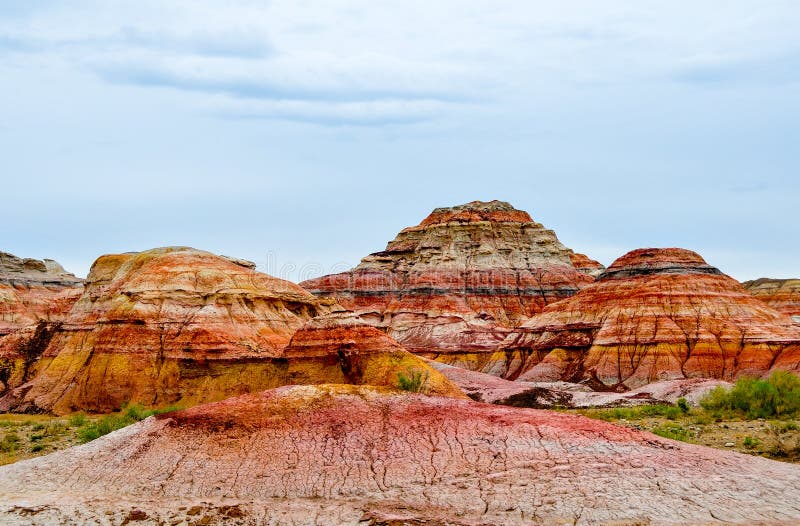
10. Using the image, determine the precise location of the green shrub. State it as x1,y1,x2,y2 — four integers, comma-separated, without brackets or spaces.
700,371,800,419
676,397,690,414
30,443,45,453
397,369,429,393
743,436,760,449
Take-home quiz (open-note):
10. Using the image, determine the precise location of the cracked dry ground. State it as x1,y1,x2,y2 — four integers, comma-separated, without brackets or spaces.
1,385,800,525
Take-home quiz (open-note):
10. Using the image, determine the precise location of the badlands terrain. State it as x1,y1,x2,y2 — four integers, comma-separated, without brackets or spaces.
1,200,799,525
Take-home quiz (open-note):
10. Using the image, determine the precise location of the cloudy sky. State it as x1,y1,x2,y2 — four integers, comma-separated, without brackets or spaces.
1,1,797,282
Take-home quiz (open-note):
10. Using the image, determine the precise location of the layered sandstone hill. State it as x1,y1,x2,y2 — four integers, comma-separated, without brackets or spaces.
1,385,799,525
0,253,83,392
744,278,800,324
0,247,333,413
301,200,601,375
502,248,800,389
0,247,463,413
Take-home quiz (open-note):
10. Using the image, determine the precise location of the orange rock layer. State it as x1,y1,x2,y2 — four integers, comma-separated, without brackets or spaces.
301,201,600,369
1,384,799,524
503,248,800,389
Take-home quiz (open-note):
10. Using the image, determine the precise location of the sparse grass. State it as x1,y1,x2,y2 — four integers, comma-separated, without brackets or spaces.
397,368,429,393
652,423,692,442
582,404,682,422
569,374,800,463
0,404,182,465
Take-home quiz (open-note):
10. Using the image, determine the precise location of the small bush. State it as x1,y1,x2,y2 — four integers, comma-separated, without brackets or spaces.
397,369,429,393
700,371,800,419
676,397,690,414
743,436,760,449
30,443,45,453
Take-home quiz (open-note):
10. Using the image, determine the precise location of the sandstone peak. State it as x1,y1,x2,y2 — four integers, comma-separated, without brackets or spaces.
302,202,601,374
503,247,800,388
600,247,721,280
1,384,799,524
415,200,533,228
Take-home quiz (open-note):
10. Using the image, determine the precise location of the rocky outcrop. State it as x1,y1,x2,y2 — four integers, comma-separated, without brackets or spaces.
282,311,465,399
301,200,599,376
1,384,799,525
0,253,83,392
0,247,337,413
502,248,800,389
0,252,83,334
744,278,800,324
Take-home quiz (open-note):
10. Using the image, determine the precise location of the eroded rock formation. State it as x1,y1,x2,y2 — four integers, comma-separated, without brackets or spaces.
1,384,799,525
503,248,800,389
744,278,800,324
301,200,600,375
282,311,465,399
0,247,464,413
0,253,83,392
1,247,336,413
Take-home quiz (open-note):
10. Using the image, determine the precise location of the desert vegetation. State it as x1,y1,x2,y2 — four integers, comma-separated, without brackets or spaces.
0,404,180,465
573,372,800,462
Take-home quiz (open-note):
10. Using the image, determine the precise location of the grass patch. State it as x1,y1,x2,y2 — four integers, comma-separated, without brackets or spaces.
743,436,760,449
397,369,429,393
700,371,800,419
76,404,180,444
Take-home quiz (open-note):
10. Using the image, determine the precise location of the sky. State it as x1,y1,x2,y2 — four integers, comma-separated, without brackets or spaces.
1,0,798,282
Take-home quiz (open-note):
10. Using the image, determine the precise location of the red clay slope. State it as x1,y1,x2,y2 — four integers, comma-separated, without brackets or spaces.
301,200,600,376
503,248,800,389
0,384,798,525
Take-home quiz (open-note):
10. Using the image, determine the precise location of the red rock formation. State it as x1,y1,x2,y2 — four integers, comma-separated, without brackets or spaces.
1,384,799,525
503,248,800,389
0,253,83,392
744,278,800,324
301,200,600,376
1,247,336,413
